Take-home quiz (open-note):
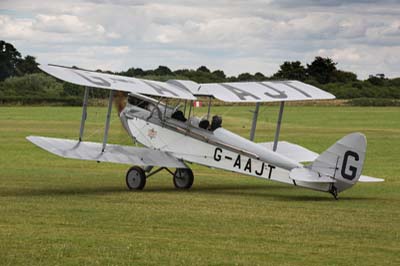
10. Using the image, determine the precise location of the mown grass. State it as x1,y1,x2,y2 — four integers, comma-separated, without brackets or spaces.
0,105,399,266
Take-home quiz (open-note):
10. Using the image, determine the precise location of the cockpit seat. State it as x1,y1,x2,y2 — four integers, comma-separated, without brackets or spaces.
188,116,200,127
171,110,187,122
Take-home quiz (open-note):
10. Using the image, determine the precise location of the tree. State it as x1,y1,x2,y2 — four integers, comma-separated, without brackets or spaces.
237,73,253,81
17,55,40,75
0,73,63,97
367,76,384,86
254,72,267,81
272,61,306,81
211,70,226,80
307,57,337,84
197,66,210,73
154,65,172,76
174,69,190,76
0,40,22,81
331,70,357,83
62,82,83,97
123,67,145,77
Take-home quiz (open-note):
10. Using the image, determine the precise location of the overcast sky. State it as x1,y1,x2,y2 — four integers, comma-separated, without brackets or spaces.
1,0,400,79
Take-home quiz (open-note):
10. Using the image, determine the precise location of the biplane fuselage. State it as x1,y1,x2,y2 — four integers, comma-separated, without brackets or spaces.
121,98,330,193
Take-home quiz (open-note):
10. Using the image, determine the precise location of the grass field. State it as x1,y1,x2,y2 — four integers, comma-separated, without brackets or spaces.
0,105,399,266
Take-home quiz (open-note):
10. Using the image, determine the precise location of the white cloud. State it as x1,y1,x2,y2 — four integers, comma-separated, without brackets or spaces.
317,46,400,78
318,48,362,63
0,0,399,78
0,15,34,39
34,14,90,33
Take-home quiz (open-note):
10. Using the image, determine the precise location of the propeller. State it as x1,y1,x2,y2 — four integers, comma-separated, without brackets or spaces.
114,91,127,115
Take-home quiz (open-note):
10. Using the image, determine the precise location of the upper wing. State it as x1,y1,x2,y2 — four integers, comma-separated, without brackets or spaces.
178,80,335,102
40,64,334,102
27,136,187,168
39,64,196,100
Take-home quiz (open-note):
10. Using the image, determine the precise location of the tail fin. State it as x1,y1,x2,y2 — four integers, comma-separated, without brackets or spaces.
311,133,366,192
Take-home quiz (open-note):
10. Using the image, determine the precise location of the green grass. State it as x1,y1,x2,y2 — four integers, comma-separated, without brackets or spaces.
0,105,399,266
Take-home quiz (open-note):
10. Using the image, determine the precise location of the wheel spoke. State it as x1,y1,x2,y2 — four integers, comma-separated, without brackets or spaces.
173,168,194,189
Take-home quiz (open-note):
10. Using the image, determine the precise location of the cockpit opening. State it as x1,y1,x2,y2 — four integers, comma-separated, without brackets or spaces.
127,94,222,132
169,101,222,132
128,95,149,109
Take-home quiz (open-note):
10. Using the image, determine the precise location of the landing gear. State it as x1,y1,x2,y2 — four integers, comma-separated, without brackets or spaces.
126,166,146,190
173,168,194,189
329,184,338,200
125,166,194,190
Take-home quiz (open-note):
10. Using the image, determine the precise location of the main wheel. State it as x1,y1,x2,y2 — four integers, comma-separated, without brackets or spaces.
126,166,146,190
173,168,194,189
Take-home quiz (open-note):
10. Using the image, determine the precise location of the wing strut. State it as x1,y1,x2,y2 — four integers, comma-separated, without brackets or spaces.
249,102,260,141
102,90,114,152
79,87,90,142
273,101,285,151
183,100,187,116
206,97,212,120
187,100,193,121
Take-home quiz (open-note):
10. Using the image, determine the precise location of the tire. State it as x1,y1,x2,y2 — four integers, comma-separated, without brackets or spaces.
173,168,194,189
126,166,146,190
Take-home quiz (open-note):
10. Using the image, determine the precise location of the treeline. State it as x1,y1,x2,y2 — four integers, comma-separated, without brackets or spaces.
1,40,399,105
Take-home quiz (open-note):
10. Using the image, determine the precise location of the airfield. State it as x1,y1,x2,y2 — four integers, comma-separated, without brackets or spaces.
0,105,399,265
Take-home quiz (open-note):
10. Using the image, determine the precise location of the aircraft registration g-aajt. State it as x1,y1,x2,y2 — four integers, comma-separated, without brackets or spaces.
27,64,384,199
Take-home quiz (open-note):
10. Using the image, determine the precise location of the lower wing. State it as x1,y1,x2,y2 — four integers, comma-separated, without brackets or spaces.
27,136,186,168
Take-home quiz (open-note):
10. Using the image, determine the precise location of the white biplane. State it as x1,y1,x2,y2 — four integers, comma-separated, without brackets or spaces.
27,64,383,199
